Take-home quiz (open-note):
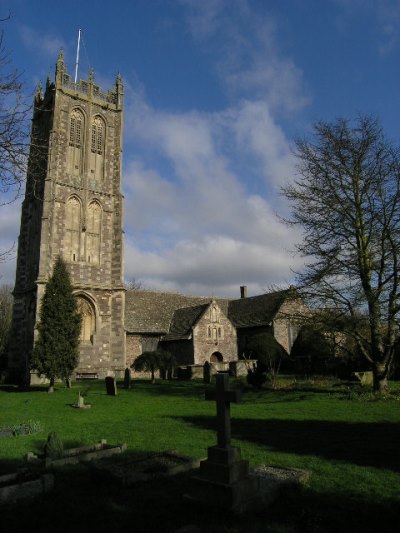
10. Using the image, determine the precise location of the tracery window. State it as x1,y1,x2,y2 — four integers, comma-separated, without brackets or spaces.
65,196,81,262
90,115,105,181
68,109,84,176
86,200,102,264
77,297,96,343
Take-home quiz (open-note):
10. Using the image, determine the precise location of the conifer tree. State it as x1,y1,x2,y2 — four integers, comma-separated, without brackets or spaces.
31,257,81,392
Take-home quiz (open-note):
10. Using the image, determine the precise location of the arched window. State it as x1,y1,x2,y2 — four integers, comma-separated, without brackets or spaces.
65,196,81,262
77,297,95,343
90,115,105,181
68,109,84,177
86,201,101,264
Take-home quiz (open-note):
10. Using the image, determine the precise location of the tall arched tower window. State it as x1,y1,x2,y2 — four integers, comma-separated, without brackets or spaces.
90,115,105,181
68,109,84,177
65,196,81,262
86,200,102,264
77,297,96,343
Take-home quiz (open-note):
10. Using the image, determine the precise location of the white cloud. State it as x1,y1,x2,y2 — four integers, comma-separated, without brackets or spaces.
122,81,301,295
124,233,301,298
120,0,309,296
331,0,400,55
180,0,309,112
18,24,67,59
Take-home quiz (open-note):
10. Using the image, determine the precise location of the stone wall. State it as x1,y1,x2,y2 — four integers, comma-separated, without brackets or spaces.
272,298,310,353
126,334,142,368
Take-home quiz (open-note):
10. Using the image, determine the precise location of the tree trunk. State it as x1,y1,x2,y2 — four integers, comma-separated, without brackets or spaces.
151,369,155,384
372,362,388,394
48,377,55,393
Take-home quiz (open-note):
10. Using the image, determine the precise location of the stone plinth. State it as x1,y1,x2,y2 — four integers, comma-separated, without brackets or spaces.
189,445,259,512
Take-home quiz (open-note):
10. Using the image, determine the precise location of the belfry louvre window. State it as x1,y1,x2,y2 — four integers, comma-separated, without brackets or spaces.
86,201,102,265
68,109,84,176
65,196,81,262
69,110,83,147
90,116,105,180
91,116,104,154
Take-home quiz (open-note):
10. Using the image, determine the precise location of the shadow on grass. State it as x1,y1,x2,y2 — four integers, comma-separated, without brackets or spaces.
0,385,48,393
0,449,398,532
175,415,400,472
120,379,209,398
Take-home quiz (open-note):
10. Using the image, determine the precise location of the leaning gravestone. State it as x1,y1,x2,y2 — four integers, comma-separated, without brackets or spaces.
124,368,132,389
105,376,117,396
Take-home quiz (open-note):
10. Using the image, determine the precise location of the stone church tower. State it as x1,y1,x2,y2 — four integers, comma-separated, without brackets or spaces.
8,51,126,384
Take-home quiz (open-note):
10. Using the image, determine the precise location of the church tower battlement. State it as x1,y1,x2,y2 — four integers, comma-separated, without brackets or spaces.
9,51,126,384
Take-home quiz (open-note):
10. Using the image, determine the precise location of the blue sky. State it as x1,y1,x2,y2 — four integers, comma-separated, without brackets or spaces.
0,0,399,297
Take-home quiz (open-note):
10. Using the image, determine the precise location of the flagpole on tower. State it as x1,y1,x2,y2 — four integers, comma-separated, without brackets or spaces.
74,29,81,83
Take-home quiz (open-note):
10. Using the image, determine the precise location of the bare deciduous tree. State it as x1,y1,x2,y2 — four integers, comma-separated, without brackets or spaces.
282,116,400,393
0,31,29,205
0,29,30,263
0,283,12,359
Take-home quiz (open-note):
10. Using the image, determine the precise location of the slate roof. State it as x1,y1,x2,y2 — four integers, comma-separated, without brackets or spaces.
227,289,290,328
162,303,210,341
125,288,292,336
124,291,212,334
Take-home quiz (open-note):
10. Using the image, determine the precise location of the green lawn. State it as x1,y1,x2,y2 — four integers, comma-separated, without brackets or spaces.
1,377,399,532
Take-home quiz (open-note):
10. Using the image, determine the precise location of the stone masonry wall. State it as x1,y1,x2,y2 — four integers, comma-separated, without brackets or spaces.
273,298,310,353
8,58,126,383
192,302,238,364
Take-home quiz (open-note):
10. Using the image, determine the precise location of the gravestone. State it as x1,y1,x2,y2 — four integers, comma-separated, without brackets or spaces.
187,373,259,512
124,368,132,389
105,376,117,396
203,362,211,384
78,392,85,408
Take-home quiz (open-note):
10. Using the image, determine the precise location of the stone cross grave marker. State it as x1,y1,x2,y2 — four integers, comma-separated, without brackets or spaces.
187,371,260,511
105,376,117,396
205,372,241,448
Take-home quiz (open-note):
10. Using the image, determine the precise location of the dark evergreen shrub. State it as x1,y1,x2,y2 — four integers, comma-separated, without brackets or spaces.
31,257,81,392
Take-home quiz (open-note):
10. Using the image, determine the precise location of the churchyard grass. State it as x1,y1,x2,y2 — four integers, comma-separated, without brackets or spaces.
1,377,399,532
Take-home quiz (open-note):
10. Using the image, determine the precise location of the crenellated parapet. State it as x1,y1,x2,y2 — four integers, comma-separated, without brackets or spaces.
54,48,123,109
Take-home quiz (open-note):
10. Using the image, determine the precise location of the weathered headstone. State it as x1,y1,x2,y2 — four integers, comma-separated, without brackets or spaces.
187,373,259,512
124,368,132,389
78,392,85,408
44,432,64,459
105,376,117,396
